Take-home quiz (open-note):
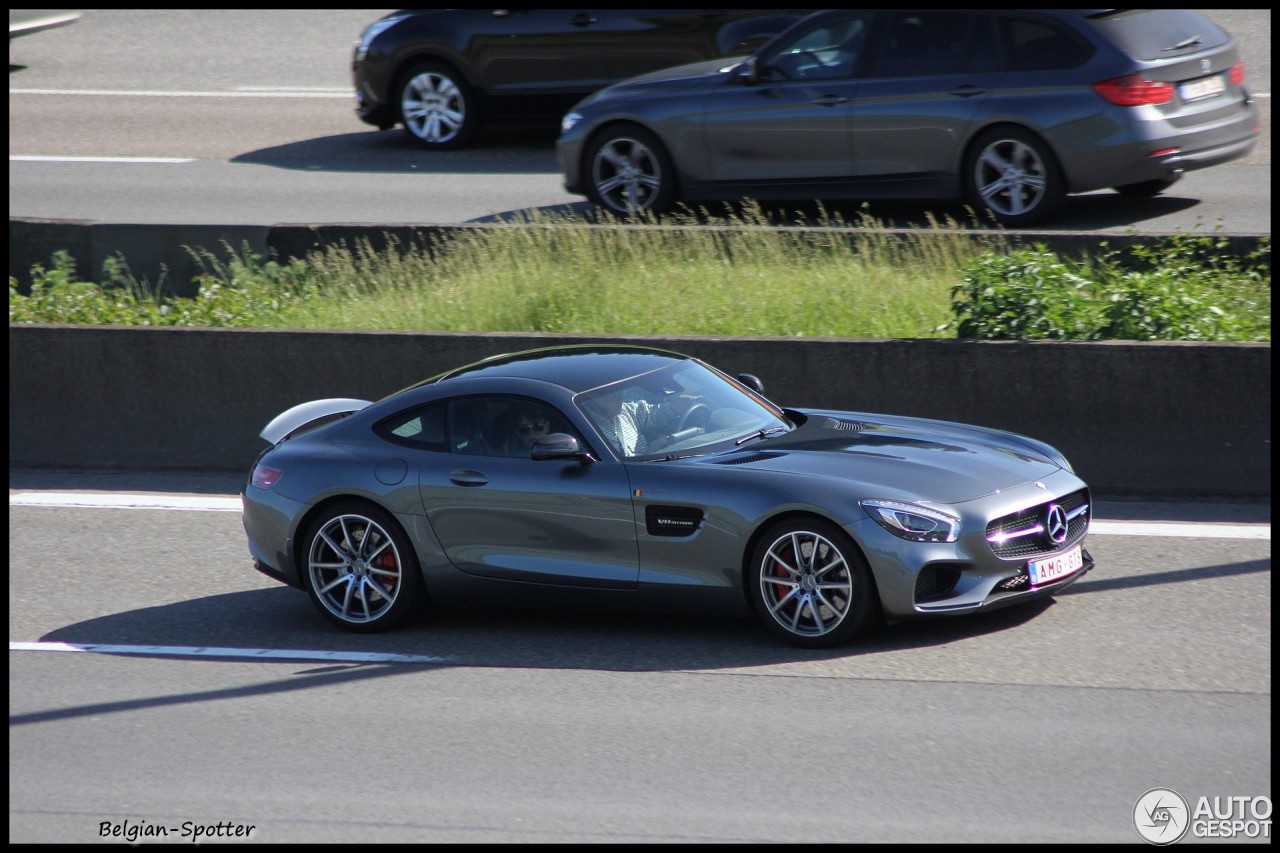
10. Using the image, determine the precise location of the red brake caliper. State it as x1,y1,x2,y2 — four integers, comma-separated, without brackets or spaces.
378,548,398,593
776,541,796,617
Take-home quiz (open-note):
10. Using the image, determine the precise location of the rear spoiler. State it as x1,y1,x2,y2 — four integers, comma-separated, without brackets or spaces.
260,398,371,445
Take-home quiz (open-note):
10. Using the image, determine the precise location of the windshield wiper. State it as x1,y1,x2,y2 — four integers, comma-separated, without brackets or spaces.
735,426,788,445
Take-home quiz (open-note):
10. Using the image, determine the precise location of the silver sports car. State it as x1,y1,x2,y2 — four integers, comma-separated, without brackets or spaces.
242,345,1093,647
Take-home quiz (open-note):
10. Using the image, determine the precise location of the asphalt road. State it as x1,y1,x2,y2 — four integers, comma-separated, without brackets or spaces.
7,9,1273,234
7,473,1272,843
7,10,1273,843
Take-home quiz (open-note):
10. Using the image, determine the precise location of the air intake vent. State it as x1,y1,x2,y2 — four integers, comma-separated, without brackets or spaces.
714,452,781,466
823,418,865,432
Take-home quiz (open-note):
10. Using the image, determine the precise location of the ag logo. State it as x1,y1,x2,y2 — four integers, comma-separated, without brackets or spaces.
1135,788,1190,844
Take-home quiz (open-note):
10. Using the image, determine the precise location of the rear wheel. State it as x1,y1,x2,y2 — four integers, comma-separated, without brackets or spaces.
303,502,422,632
584,125,678,215
397,62,477,149
748,518,878,648
964,127,1063,227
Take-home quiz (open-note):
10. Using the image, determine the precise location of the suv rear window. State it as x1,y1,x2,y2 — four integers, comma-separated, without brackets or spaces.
999,15,1093,71
1084,9,1229,61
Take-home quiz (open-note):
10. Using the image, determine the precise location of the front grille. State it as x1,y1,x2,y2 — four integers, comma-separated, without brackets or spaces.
986,489,1090,559
915,563,962,602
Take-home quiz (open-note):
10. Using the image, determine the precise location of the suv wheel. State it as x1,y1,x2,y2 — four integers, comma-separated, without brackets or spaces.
397,62,477,150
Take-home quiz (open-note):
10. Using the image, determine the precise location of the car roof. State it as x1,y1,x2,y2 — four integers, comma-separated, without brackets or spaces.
399,344,692,396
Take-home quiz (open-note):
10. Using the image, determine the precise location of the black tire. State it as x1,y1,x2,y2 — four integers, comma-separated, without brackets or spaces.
747,517,879,648
397,61,477,150
302,502,423,632
1113,176,1181,198
583,125,678,215
964,126,1064,227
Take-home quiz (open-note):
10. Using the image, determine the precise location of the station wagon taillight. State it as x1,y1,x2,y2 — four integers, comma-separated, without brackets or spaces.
1091,74,1174,106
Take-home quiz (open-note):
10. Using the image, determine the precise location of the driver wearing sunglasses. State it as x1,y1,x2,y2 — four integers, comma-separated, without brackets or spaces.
501,404,551,457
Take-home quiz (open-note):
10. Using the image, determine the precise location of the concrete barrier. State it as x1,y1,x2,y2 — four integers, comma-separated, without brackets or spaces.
8,325,1270,498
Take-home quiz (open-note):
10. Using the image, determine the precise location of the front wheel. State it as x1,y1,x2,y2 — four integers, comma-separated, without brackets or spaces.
303,502,422,632
397,62,477,150
748,518,878,648
964,127,1063,227
584,125,678,215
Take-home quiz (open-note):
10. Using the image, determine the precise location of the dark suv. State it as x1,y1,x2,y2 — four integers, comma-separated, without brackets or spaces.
351,8,809,149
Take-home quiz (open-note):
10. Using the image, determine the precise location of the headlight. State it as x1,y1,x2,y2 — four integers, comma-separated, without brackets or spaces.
354,16,407,61
861,500,960,543
561,111,583,134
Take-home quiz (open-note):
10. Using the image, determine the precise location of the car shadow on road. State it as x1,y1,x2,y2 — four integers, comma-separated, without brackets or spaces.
230,126,563,175
227,131,1206,233
34,585,1056,677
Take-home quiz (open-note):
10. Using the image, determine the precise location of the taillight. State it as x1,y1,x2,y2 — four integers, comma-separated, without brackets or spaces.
251,464,283,489
1230,61,1244,85
1091,74,1174,106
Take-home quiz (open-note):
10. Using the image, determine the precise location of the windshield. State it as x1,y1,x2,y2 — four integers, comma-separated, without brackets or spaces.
575,360,791,460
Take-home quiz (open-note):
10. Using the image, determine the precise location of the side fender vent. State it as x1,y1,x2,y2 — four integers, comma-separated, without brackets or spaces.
645,505,704,537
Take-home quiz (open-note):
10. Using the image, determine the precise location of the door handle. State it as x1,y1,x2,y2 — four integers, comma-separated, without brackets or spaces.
948,85,985,98
571,13,597,27
449,469,489,487
812,95,850,107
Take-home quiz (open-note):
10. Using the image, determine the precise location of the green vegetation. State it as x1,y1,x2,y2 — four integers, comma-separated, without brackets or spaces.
8,206,1270,342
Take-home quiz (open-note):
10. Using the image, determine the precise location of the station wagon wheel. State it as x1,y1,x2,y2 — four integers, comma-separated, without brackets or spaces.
964,127,1063,227
397,61,477,149
304,502,422,632
585,125,678,215
748,518,877,648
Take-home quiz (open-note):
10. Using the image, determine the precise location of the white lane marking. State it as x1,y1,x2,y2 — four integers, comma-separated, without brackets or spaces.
9,641,444,664
10,492,242,511
8,492,1270,538
1088,520,1269,540
11,155,194,163
9,88,351,98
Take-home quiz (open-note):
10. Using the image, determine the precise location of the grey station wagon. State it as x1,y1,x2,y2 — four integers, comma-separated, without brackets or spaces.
558,9,1260,226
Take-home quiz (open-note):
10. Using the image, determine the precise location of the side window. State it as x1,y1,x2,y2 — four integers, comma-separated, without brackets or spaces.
448,396,587,459
762,14,872,81
960,15,1001,73
999,16,1092,71
449,398,494,456
869,12,979,78
375,402,447,452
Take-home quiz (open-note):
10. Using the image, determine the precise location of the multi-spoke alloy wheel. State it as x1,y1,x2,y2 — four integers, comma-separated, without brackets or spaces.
749,519,876,647
398,63,475,149
965,127,1062,227
586,126,677,215
304,504,421,631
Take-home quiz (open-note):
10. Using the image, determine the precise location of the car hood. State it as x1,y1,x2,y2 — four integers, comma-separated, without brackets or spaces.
699,409,1065,504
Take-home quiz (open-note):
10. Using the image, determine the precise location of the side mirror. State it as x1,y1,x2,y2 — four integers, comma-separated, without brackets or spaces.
737,373,765,395
735,56,760,85
530,432,596,463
